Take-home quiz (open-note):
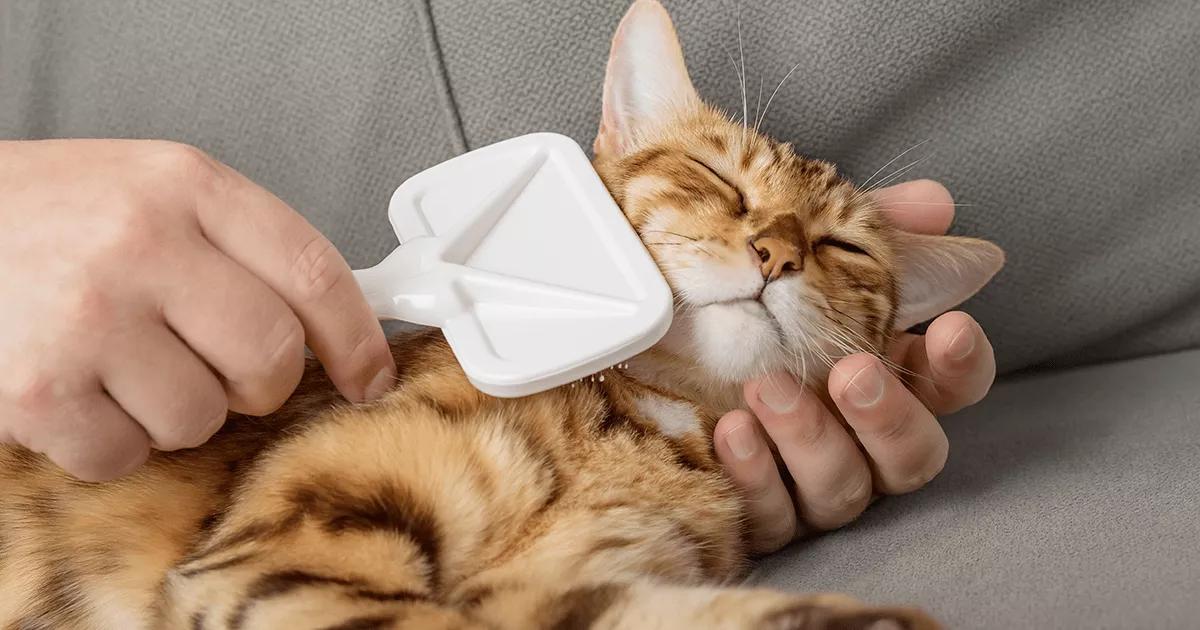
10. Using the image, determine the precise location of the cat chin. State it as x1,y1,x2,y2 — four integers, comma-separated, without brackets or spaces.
687,301,791,383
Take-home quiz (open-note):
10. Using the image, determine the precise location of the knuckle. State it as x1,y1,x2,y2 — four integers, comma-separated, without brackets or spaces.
67,444,149,483
8,372,63,416
62,283,115,329
236,389,291,418
291,235,344,303
826,475,872,521
145,142,220,184
931,381,981,415
961,379,993,409
892,454,947,495
165,398,228,450
90,198,167,265
865,401,917,443
740,469,780,503
774,405,829,449
235,318,304,416
338,317,386,376
178,410,227,450
791,409,830,447
751,514,798,554
262,316,306,376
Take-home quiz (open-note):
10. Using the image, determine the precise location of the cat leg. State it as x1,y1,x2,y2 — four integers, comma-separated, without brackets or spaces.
154,381,551,629
157,530,484,628
463,580,940,630
156,509,485,630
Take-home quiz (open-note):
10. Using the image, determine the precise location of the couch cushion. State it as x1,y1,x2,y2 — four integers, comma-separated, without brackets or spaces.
0,1,464,269
751,348,1200,628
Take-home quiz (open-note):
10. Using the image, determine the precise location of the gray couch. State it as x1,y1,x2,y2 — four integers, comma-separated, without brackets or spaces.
3,1,1197,627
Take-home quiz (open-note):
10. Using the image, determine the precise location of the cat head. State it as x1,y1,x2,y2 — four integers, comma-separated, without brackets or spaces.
593,0,1003,387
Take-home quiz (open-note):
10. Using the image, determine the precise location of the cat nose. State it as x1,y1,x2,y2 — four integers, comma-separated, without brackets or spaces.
751,237,803,281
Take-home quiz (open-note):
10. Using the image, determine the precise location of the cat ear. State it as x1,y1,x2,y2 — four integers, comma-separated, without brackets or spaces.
595,0,701,158
891,233,1005,331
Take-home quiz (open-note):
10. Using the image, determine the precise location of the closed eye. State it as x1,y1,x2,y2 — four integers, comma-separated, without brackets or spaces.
686,157,747,215
815,237,870,257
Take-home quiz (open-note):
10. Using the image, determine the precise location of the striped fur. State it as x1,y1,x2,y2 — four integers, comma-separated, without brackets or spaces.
0,335,937,629
0,1,1005,628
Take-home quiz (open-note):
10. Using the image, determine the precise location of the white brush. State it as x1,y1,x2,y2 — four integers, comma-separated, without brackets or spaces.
353,133,673,398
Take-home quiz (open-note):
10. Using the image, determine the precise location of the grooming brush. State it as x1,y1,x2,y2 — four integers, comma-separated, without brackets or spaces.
353,133,673,398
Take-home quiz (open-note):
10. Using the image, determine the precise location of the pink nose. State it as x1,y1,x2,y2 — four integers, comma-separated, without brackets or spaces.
752,237,803,281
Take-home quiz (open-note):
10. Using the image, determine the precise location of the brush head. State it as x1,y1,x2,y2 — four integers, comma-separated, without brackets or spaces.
353,133,673,398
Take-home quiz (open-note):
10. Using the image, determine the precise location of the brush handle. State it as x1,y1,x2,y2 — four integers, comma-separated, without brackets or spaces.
352,237,459,328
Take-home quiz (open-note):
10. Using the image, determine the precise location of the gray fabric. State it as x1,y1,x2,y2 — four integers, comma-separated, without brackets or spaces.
753,347,1200,628
3,1,1198,372
0,1,461,271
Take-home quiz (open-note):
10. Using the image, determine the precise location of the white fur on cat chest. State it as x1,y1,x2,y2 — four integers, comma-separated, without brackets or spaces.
353,133,673,398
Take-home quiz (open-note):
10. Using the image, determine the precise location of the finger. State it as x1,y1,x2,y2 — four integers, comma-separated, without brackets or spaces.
713,410,797,553
828,354,948,495
99,322,228,451
869,179,954,235
158,242,306,416
18,392,151,482
895,311,996,415
745,374,873,531
188,153,394,402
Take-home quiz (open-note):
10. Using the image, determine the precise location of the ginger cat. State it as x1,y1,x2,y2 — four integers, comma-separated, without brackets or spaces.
0,2,1002,628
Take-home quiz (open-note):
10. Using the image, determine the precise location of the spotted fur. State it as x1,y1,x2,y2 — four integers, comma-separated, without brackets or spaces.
0,2,1002,628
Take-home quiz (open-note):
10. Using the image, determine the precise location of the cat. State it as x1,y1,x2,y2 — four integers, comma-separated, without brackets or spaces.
0,1,1002,628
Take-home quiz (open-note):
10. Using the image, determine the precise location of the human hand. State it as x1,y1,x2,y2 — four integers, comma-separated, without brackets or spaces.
0,139,395,481
713,179,997,553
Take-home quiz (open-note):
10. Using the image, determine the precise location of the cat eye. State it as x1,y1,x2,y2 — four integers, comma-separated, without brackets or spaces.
687,157,747,215
815,237,870,257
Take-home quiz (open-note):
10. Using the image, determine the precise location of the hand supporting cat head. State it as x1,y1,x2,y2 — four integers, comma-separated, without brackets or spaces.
592,0,1004,387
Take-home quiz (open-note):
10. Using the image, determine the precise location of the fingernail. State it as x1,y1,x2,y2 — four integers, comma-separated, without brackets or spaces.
948,323,976,360
724,423,760,461
844,362,885,408
363,365,396,401
759,373,802,413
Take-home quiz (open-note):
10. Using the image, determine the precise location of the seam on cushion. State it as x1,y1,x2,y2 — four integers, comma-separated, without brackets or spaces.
412,0,467,154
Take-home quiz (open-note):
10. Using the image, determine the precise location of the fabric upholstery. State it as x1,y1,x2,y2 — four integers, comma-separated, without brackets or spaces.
753,347,1200,629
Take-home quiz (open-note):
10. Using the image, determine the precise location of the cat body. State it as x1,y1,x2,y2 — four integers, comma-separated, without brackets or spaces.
0,2,1003,628
1,334,751,628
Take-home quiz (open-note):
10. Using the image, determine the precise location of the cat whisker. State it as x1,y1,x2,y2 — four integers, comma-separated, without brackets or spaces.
812,318,933,385
810,306,880,348
756,60,803,132
651,242,717,258
721,47,746,127
875,201,975,207
643,229,701,242
754,74,764,133
853,152,936,202
794,326,816,385
816,320,878,359
812,324,862,358
737,0,748,137
816,302,885,338
856,139,932,191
